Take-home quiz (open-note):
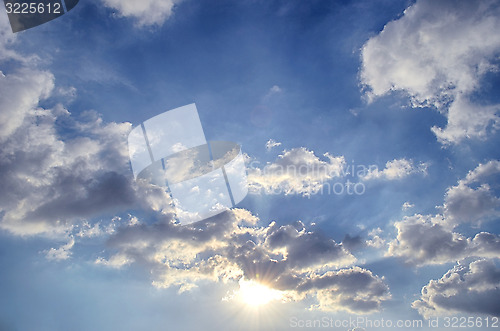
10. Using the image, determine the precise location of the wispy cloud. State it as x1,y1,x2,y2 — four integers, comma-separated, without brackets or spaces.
361,158,428,181
44,237,75,261
265,139,282,151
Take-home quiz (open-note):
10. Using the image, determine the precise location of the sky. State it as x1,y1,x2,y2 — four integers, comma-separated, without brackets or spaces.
0,0,500,330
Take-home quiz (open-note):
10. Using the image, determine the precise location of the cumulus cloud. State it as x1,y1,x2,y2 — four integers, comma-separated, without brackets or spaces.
412,259,500,318
361,158,427,181
98,209,390,313
361,0,500,144
100,0,182,26
0,16,170,240
443,160,500,225
301,267,390,313
443,183,500,225
366,228,385,249
0,104,146,237
0,1,390,315
247,147,345,196
388,214,500,266
388,161,500,265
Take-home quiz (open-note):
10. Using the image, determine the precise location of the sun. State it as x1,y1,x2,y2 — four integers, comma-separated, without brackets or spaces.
236,278,283,307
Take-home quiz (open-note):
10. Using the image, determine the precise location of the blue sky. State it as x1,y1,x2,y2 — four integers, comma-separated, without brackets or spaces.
1,0,500,330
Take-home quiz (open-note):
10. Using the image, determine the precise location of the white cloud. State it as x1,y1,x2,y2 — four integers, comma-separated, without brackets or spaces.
388,214,466,265
402,201,414,210
360,0,500,144
95,253,134,269
412,259,500,318
0,13,29,62
0,16,172,240
387,214,500,266
0,6,389,314
388,160,500,265
0,69,54,141
463,160,500,184
443,160,500,225
301,267,391,314
247,147,345,196
98,209,390,313
443,183,500,225
366,228,385,249
265,139,282,151
0,106,142,237
264,85,283,100
100,0,182,26
44,237,75,261
269,85,282,94
361,158,427,181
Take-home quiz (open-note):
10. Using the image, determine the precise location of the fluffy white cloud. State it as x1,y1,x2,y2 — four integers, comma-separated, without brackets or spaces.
99,209,390,313
412,259,500,318
361,0,500,144
100,0,182,26
443,160,500,225
0,15,171,240
361,158,427,181
247,147,345,196
366,228,385,249
443,183,500,225
0,105,145,237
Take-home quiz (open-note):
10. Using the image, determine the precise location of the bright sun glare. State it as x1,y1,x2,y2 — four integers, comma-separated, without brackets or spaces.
236,278,283,306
